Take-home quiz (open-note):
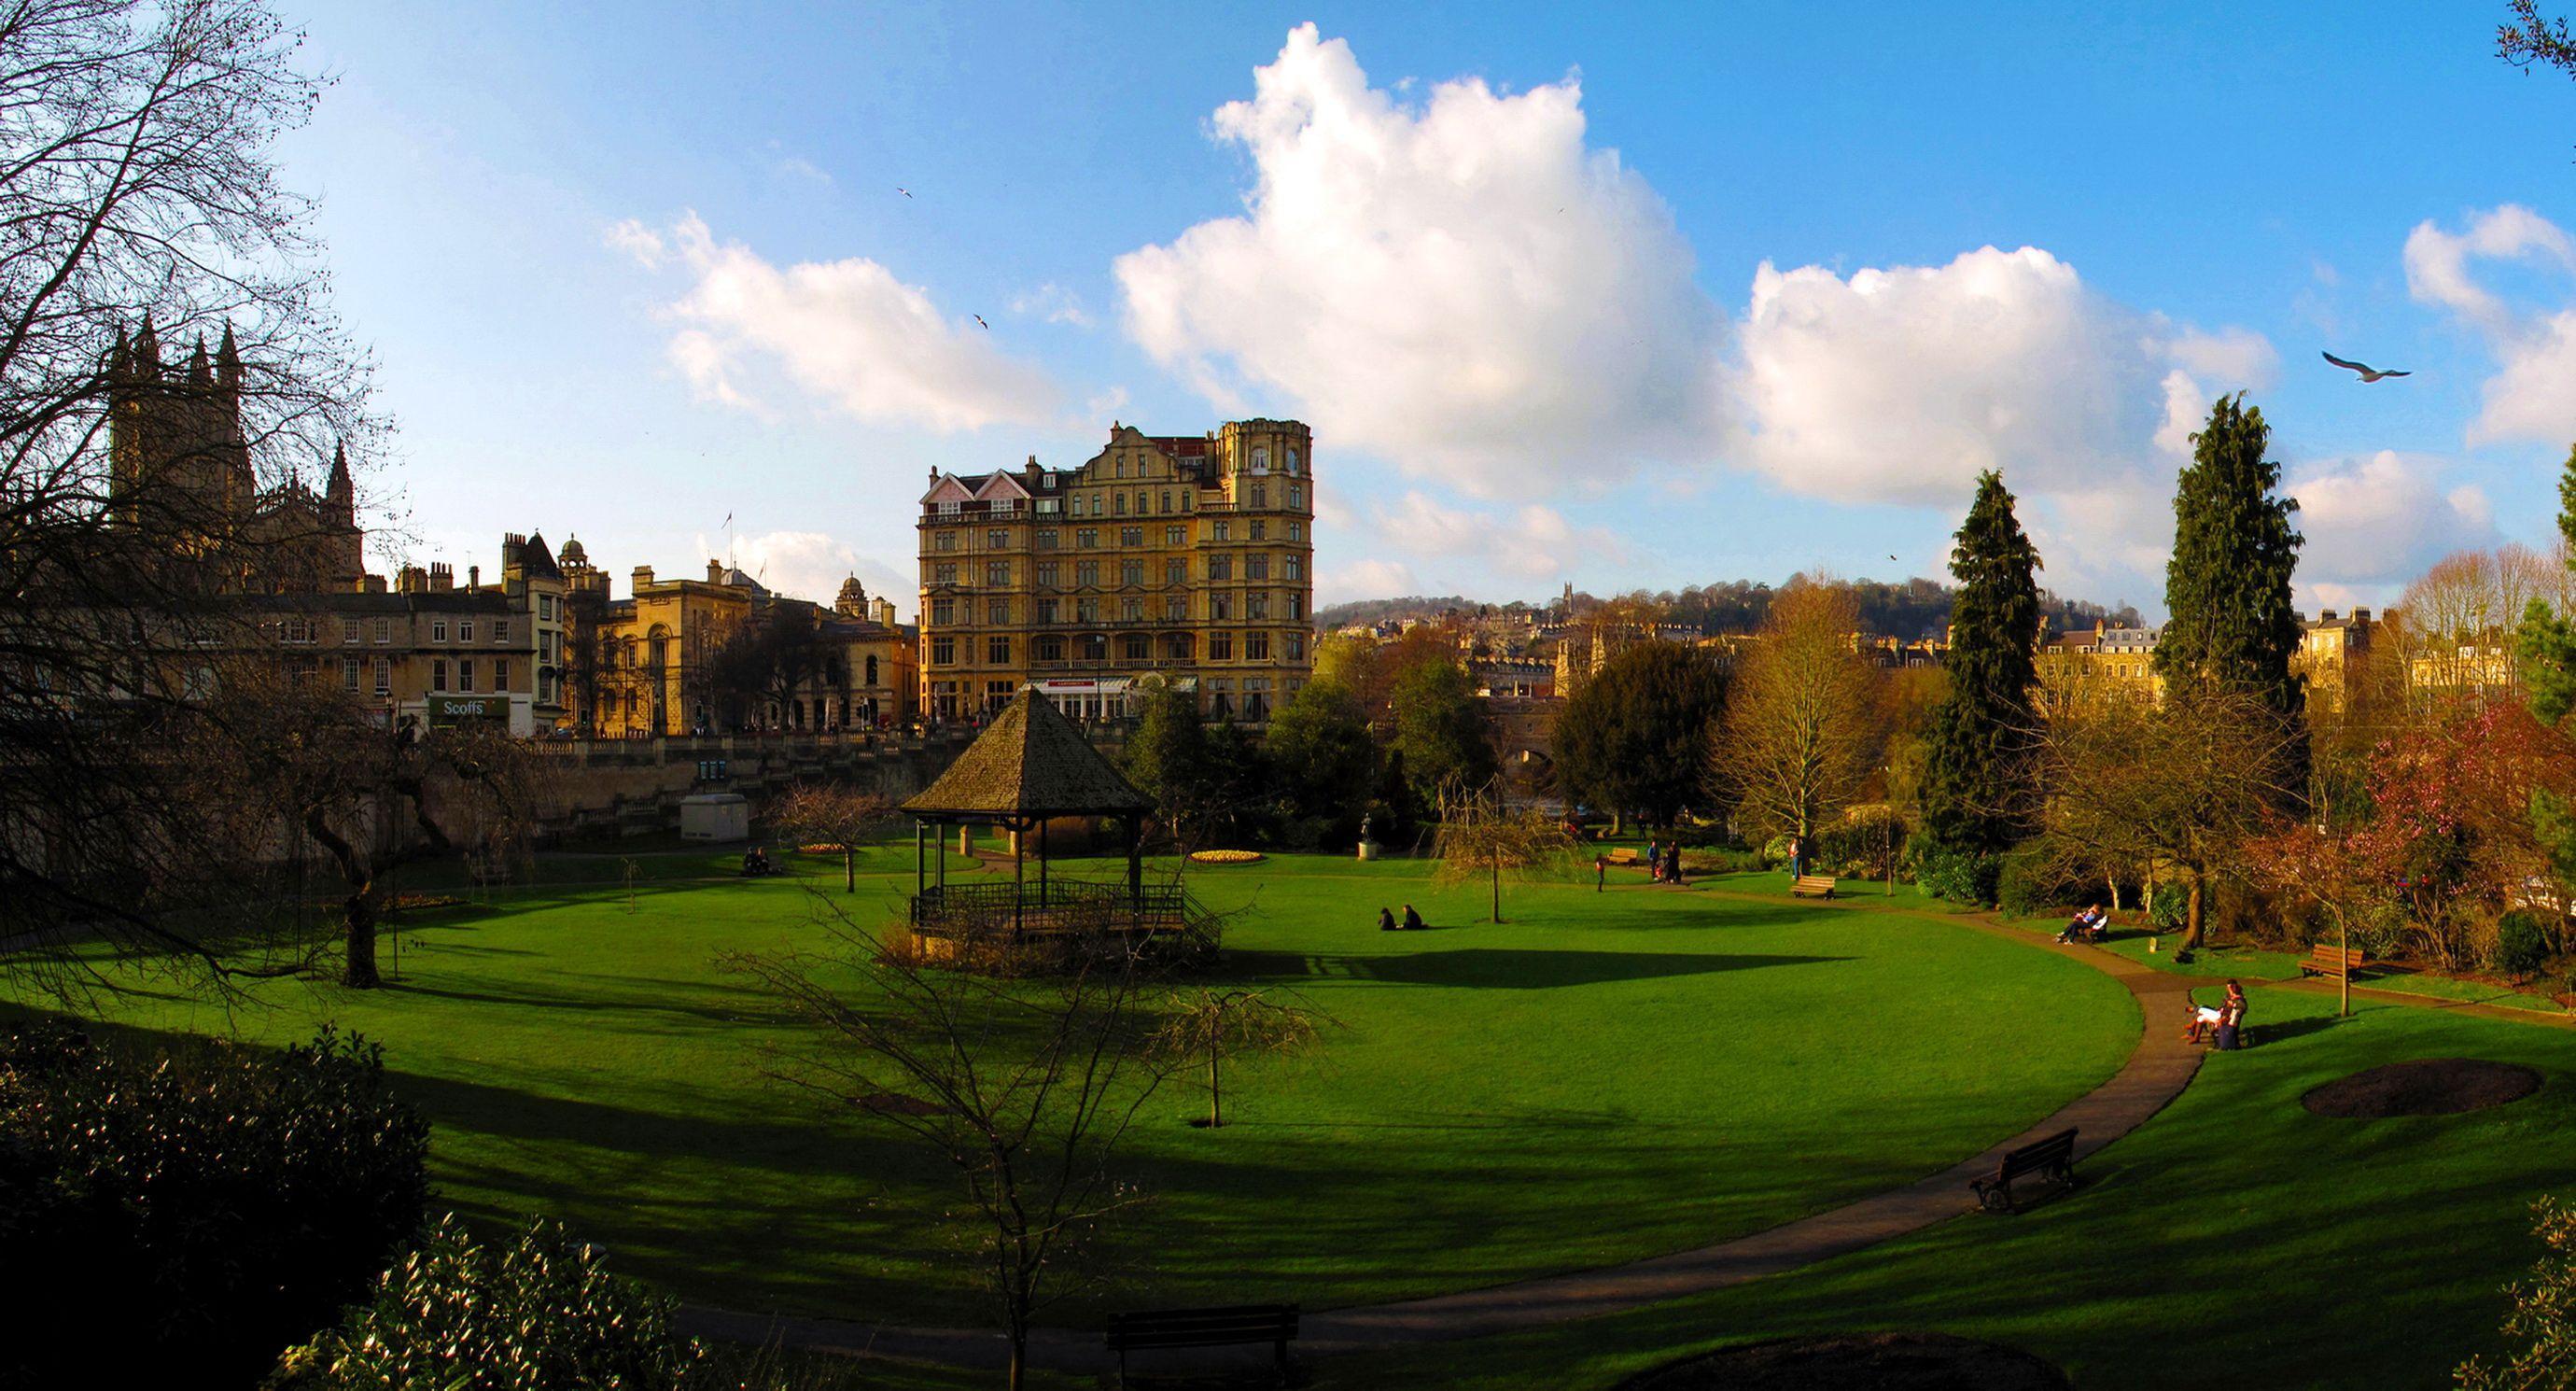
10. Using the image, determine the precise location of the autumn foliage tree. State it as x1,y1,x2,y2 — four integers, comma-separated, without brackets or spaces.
1715,579,1883,848
767,783,893,892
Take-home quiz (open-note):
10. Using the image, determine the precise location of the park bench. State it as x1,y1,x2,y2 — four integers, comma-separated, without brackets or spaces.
2299,944,2369,979
1604,848,1641,866
1970,1127,2079,1214
1106,1304,1299,1386
1791,874,1838,899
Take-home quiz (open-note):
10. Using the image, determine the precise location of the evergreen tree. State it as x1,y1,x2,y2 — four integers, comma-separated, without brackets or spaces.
1121,682,1211,838
2154,393,2306,714
2514,444,2576,893
1551,640,1729,832
1390,657,1497,803
1264,676,1379,839
1920,471,2043,855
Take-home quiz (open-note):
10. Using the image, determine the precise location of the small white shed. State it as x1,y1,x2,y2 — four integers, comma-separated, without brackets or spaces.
679,792,749,842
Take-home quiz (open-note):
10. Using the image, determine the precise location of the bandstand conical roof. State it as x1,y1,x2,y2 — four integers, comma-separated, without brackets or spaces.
903,688,1153,820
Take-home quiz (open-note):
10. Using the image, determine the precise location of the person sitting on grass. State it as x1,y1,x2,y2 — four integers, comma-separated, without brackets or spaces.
741,847,774,878
1402,903,1425,931
1378,906,1398,932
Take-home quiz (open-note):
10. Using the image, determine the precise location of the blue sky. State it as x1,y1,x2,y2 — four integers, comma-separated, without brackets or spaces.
278,2,2576,619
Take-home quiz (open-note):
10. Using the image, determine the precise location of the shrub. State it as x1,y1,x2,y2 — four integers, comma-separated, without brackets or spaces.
1995,847,2079,920
2496,910,2556,977
1916,846,2000,906
1687,847,1771,876
2147,884,2190,933
0,1024,430,1391
1809,806,1909,878
273,1215,716,1391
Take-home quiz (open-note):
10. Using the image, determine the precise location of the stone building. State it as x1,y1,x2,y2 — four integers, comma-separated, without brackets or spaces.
579,557,917,738
106,318,363,592
915,419,1316,722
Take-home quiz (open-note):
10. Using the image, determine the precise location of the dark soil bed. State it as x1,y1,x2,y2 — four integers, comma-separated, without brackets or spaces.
2302,1058,2542,1118
1621,1332,2071,1390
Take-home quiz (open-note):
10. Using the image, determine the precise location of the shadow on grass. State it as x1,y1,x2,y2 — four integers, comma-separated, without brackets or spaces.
1227,947,1854,989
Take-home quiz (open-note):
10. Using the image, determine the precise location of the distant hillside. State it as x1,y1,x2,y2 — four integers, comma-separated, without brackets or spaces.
1320,581,2141,639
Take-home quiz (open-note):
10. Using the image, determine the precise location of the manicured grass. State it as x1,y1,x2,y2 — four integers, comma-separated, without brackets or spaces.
1323,984,2572,1390
6,853,2135,1329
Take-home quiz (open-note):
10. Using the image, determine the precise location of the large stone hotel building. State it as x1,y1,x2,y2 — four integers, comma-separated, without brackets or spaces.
917,419,1315,722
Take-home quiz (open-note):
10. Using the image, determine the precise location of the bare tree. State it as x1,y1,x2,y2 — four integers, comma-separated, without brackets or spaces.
1153,987,1323,1130
2392,546,2559,709
729,908,1175,1391
767,783,892,892
2029,685,2307,952
0,0,381,989
1714,578,1883,848
201,659,548,988
1434,783,1576,923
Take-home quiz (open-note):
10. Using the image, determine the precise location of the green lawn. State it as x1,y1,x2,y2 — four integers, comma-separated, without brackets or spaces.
6,851,2135,1330
1323,983,2571,1390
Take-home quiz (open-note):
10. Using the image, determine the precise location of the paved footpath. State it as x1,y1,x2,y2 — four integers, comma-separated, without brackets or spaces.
679,892,2205,1373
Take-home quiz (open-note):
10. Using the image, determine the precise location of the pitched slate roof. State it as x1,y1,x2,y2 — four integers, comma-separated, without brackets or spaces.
903,688,1153,819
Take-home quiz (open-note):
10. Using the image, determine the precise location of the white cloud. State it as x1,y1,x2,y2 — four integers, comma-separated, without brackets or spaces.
611,213,1063,432
2404,205,2576,445
692,528,912,616
1318,558,1419,606
1368,491,1619,580
1115,23,1724,498
2285,450,2498,597
1730,246,2270,507
1010,283,1093,327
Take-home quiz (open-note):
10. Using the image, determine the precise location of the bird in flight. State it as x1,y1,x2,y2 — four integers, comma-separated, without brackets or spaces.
2322,351,2410,383
896,187,911,198
973,315,989,330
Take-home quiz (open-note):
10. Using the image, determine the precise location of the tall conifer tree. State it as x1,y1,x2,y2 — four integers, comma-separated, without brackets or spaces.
2513,444,2576,892
1922,471,2043,855
2155,393,2304,714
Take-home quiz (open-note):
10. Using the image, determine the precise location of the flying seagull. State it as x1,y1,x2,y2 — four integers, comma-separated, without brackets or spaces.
973,315,989,330
2322,351,2410,383
896,187,911,198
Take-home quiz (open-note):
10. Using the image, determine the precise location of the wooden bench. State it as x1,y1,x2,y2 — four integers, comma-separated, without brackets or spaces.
1970,1127,2078,1214
1106,1304,1298,1386
1604,848,1641,866
2299,944,2368,979
1791,874,1838,899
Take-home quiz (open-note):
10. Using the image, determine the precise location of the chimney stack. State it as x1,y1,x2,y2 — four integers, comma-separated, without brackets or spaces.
632,565,655,592
427,561,454,592
707,558,725,583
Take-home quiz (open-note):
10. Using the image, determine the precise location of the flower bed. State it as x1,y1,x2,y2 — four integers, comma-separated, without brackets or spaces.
385,892,465,912
1187,850,1265,865
798,843,849,855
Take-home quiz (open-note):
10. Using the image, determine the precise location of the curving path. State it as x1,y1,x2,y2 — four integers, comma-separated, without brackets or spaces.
677,893,2204,1373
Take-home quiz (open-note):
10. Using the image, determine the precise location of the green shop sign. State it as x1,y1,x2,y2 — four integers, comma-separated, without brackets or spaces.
427,694,508,726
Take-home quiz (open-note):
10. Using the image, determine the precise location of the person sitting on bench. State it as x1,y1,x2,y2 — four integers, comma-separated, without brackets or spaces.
1378,906,1398,932
1401,904,1425,931
2057,906,2107,944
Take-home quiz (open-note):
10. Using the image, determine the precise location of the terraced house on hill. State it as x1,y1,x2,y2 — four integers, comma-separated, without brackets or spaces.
917,419,1316,722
